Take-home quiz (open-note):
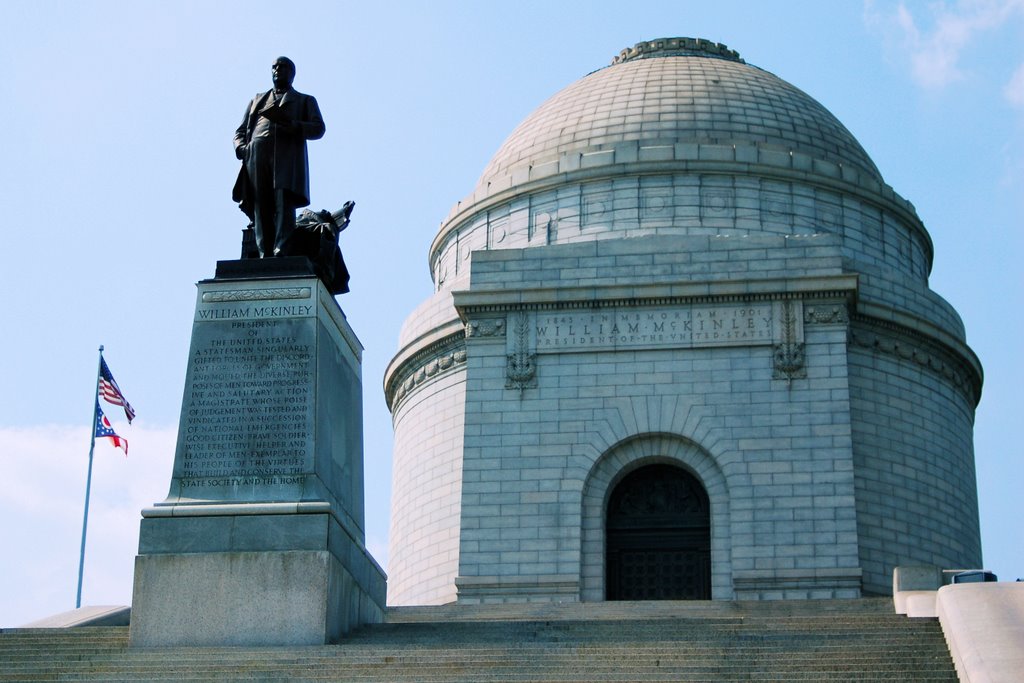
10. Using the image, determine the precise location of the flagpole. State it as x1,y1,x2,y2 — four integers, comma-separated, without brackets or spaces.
76,345,103,609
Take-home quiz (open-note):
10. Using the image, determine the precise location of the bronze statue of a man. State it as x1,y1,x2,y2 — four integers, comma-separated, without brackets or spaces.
232,57,325,258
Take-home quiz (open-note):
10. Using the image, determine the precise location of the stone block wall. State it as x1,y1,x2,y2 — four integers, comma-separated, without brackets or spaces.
455,317,862,602
430,170,932,300
450,238,866,602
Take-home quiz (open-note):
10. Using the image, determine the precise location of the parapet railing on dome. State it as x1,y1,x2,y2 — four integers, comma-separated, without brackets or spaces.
611,37,744,65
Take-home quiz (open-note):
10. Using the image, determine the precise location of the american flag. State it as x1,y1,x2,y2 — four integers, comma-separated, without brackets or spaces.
94,402,128,455
99,357,135,423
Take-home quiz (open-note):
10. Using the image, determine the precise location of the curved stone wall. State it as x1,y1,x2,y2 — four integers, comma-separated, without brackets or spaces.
386,368,467,605
848,322,982,595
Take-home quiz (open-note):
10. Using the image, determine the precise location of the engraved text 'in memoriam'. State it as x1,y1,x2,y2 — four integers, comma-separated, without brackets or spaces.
536,304,772,352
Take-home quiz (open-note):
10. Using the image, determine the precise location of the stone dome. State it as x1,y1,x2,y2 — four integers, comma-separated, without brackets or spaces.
475,38,882,197
431,37,908,270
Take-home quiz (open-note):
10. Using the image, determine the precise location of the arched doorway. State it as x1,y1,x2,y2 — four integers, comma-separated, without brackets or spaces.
605,464,711,600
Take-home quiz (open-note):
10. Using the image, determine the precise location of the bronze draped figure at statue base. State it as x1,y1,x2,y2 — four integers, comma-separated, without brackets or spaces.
239,202,354,295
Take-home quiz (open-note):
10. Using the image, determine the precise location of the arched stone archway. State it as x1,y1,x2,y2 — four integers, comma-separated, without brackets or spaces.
605,464,711,600
579,434,731,601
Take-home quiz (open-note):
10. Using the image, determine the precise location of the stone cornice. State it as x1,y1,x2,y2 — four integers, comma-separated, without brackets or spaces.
201,286,312,303
390,275,862,410
384,319,463,391
853,300,982,383
387,273,982,412
849,314,982,407
452,275,860,320
384,331,466,412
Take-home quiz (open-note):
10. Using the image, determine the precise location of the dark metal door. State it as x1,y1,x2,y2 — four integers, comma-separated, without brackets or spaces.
606,464,711,600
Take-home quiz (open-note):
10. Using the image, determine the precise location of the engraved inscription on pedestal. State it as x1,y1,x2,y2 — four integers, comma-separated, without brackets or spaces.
169,287,321,504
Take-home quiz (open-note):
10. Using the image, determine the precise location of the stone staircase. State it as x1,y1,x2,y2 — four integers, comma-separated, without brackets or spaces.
0,599,957,681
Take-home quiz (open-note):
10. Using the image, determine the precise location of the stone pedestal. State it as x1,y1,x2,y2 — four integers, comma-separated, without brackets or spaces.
130,260,385,646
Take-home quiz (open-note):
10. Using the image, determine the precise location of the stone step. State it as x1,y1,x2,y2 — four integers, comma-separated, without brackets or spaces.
2,648,951,659
0,647,956,657
1,642,952,660
0,676,958,681
0,599,957,682
374,617,938,630
0,664,959,677
345,626,948,645
3,625,942,647
0,675,960,682
0,664,956,678
0,661,960,674
369,622,943,637
2,645,952,664
0,654,957,666
385,598,896,622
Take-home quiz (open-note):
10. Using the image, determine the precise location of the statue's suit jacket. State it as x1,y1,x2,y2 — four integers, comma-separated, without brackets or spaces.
232,87,325,212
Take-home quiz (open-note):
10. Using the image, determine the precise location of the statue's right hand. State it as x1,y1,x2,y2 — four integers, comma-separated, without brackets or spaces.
235,145,247,161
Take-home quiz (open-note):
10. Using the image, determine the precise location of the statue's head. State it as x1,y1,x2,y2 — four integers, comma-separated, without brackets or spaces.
272,57,296,89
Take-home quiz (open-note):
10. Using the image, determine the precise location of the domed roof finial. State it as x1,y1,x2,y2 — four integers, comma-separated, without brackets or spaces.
612,37,744,65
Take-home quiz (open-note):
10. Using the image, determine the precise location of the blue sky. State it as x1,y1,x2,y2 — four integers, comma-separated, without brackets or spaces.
1,1,1021,626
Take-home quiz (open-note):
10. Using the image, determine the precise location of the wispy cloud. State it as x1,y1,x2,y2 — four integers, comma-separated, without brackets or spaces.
1004,63,1024,108
865,0,1024,92
0,424,176,627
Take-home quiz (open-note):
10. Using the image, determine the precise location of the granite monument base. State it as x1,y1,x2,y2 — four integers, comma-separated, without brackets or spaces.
129,264,385,646
129,511,385,647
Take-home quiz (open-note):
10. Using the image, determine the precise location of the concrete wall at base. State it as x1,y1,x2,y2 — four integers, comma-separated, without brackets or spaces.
936,582,1024,683
20,606,131,628
129,549,384,647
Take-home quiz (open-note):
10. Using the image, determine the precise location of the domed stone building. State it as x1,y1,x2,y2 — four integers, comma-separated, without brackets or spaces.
384,38,983,606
